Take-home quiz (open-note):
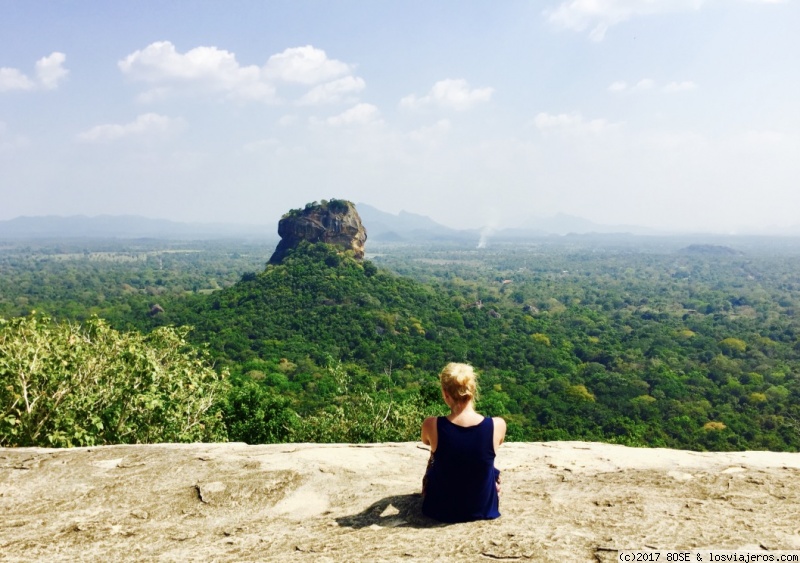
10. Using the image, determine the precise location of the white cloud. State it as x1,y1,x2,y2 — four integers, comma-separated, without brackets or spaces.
325,103,382,127
0,67,35,91
77,113,184,142
534,111,617,135
550,0,786,41
35,52,69,89
297,76,365,105
120,42,246,82
263,46,351,84
664,80,697,92
400,79,493,111
0,52,68,92
119,41,274,102
546,0,706,41
608,81,627,92
119,42,359,104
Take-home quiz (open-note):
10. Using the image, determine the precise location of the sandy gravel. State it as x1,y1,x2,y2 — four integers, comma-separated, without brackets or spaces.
2,441,799,562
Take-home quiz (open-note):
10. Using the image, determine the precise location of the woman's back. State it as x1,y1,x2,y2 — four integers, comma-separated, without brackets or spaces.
422,416,500,523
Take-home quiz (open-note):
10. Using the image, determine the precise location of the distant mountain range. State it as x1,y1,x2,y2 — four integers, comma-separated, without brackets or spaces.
356,204,467,241
357,204,666,241
1,206,796,241
0,215,274,239
515,213,665,236
0,208,468,241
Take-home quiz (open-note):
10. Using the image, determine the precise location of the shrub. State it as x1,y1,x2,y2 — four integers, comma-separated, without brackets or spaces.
0,314,228,447
223,381,296,444
293,392,433,443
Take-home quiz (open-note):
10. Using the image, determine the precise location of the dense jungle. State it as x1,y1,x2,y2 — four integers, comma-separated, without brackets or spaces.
2,235,800,451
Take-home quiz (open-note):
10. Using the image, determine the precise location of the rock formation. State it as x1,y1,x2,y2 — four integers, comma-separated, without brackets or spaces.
268,199,367,264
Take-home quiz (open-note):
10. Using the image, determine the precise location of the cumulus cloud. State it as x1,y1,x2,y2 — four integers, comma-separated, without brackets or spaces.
0,52,68,92
0,68,35,92
77,113,184,142
36,52,69,89
298,76,365,105
119,42,357,104
263,46,351,84
400,79,494,111
325,103,382,127
119,41,274,101
546,0,706,41
119,42,243,82
534,111,617,135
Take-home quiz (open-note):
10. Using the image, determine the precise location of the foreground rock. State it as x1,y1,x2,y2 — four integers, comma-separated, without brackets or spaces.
269,199,367,264
1,441,799,562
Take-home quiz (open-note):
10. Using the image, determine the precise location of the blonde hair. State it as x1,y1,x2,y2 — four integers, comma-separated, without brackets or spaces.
439,362,478,404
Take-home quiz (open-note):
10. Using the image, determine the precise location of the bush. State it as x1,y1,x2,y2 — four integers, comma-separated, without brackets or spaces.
223,381,297,443
286,362,437,442
293,392,433,443
0,314,228,447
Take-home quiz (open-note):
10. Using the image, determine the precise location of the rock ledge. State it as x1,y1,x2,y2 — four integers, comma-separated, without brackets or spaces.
2,441,800,561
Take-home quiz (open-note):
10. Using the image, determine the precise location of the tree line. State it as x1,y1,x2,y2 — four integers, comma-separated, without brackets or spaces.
1,237,799,450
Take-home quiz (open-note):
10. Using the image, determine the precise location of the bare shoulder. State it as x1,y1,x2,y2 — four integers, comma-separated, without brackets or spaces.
421,416,438,447
492,416,507,447
422,416,438,431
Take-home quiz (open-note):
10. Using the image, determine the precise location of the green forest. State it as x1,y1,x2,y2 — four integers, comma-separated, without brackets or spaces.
2,234,800,451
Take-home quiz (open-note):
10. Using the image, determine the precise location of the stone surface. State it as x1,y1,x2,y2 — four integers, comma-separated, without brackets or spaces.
2,441,800,562
268,200,367,264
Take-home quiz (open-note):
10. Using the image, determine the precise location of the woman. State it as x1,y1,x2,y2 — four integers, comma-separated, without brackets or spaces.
421,362,506,523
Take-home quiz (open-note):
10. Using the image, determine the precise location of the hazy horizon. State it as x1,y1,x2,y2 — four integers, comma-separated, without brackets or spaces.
2,1,798,235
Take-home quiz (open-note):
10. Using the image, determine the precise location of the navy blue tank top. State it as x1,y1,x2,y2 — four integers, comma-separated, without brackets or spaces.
422,416,500,523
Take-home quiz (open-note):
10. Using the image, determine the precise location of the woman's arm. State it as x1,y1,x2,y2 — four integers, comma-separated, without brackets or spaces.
492,417,507,452
421,416,438,452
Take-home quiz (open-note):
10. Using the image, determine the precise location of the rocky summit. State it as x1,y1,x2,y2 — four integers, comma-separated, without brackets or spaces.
268,199,367,264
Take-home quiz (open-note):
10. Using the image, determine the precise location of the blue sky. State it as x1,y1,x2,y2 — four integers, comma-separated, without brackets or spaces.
1,1,798,233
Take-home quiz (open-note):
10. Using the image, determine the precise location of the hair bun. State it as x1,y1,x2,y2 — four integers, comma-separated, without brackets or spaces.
439,362,478,403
